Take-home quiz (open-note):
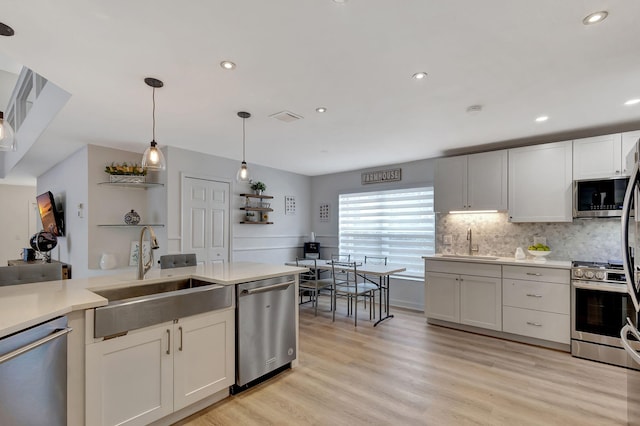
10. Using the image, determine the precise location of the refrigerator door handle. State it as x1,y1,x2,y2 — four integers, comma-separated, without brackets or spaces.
622,160,640,311
621,320,640,365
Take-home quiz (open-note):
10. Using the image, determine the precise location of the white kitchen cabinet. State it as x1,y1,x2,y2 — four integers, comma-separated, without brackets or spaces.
86,309,235,426
434,150,507,213
573,133,629,179
502,265,570,344
425,260,502,331
459,274,502,331
508,141,573,222
424,271,460,323
623,130,640,175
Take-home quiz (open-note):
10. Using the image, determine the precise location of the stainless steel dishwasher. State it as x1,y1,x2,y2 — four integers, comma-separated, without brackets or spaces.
0,316,72,425
234,275,296,392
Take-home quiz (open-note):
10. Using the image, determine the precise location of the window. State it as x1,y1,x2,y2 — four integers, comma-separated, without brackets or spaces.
338,187,435,278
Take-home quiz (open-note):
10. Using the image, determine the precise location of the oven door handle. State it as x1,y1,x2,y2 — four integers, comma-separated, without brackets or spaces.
621,319,640,365
572,280,629,293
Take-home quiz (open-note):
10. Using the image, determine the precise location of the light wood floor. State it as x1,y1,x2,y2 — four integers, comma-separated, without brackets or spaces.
176,298,628,426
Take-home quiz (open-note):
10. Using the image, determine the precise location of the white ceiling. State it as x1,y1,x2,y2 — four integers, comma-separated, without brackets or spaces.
1,0,640,185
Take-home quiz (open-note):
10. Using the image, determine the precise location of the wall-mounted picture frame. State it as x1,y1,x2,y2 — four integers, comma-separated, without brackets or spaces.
129,240,151,266
319,203,330,222
285,195,296,215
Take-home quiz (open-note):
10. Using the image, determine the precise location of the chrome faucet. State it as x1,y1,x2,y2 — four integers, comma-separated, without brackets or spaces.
137,225,160,280
467,227,479,256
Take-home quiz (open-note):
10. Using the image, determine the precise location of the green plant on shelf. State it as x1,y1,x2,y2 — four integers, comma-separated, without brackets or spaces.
250,180,266,194
104,162,147,176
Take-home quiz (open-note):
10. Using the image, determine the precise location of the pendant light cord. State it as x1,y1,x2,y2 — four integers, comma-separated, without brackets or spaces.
242,117,246,161
152,87,156,142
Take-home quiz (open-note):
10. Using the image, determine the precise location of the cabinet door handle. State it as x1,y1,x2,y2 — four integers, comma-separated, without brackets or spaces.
526,321,542,327
526,293,543,298
179,326,183,351
166,329,171,355
526,273,542,276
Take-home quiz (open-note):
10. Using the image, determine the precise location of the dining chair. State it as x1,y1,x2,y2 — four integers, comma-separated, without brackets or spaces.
296,258,333,316
159,253,197,269
331,253,351,263
331,261,378,326
0,263,63,286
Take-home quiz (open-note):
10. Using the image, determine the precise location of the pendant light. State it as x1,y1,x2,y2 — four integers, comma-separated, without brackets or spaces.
141,77,166,171
0,111,16,151
236,111,251,182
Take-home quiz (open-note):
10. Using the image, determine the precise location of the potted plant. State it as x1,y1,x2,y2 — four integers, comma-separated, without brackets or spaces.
250,180,266,195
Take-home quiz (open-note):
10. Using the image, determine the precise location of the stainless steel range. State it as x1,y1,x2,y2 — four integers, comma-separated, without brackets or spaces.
571,260,639,369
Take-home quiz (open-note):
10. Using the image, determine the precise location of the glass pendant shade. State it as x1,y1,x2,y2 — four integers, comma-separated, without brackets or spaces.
142,140,166,170
236,161,250,182
0,111,16,151
236,111,251,182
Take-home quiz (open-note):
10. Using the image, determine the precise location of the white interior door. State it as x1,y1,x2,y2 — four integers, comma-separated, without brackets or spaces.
182,177,230,264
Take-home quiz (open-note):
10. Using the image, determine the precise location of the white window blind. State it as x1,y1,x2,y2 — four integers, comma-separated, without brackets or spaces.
338,187,435,278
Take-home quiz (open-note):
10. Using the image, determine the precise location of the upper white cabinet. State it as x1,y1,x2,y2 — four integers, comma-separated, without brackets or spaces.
572,133,635,179
623,130,640,175
434,150,507,213
508,141,573,222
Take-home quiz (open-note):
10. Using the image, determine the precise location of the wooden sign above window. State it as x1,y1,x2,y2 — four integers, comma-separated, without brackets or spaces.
361,168,401,185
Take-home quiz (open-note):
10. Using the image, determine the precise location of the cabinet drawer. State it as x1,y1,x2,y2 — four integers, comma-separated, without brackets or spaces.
502,279,569,314
502,265,569,284
503,306,569,344
426,260,501,278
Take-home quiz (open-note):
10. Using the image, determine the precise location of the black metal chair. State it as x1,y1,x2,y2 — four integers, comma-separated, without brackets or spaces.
159,253,198,269
296,258,333,316
331,261,378,326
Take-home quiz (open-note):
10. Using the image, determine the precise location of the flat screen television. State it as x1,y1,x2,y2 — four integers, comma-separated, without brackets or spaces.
36,191,64,236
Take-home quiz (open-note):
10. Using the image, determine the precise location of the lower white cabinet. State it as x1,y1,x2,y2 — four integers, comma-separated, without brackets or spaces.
86,309,235,426
425,260,502,331
502,265,570,344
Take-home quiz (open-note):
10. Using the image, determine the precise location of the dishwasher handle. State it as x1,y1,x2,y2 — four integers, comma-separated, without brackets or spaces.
0,327,73,365
241,281,295,296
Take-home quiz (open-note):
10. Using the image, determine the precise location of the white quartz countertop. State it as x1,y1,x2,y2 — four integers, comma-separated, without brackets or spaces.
0,262,306,339
423,254,571,269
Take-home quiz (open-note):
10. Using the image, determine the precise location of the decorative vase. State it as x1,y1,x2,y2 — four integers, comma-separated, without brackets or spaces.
110,175,146,184
100,253,117,270
254,189,263,196
124,209,141,225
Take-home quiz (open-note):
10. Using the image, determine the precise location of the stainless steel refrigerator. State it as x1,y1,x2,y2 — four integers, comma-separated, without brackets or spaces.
621,151,640,425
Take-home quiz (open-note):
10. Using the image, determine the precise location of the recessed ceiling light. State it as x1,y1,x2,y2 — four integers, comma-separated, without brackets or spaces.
583,11,608,25
316,107,327,113
412,72,428,80
535,116,549,122
625,99,640,106
220,61,236,70
466,105,482,114
333,0,348,4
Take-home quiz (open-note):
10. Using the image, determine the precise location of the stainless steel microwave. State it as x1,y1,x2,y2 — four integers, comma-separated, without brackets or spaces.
573,177,629,218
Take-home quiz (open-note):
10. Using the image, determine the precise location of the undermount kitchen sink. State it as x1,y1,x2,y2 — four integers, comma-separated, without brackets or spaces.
92,278,232,338
440,254,500,260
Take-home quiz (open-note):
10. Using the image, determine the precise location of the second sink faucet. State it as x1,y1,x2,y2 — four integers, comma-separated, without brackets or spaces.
467,227,479,256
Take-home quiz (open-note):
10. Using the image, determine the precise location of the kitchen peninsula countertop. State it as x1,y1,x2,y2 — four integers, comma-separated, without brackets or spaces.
423,254,571,269
0,262,307,339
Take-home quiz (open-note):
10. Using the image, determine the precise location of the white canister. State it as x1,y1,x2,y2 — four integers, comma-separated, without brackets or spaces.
515,247,526,260
100,253,117,270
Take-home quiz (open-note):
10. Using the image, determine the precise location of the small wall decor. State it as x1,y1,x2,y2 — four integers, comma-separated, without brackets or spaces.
124,209,141,225
129,240,151,266
361,168,401,185
285,195,296,215
319,203,330,222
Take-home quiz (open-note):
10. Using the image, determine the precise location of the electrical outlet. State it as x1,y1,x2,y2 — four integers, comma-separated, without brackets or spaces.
443,234,452,245
533,236,546,246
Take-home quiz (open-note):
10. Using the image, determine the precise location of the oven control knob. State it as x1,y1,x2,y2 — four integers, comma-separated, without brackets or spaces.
595,271,605,280
574,269,583,278
584,270,595,279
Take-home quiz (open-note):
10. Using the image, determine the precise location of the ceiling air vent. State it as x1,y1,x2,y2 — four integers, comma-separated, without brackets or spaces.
269,110,303,123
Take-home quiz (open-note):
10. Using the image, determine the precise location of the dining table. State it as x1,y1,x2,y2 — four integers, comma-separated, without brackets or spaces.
285,259,406,326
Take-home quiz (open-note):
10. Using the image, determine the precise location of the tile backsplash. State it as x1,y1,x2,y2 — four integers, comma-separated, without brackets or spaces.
436,212,624,262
